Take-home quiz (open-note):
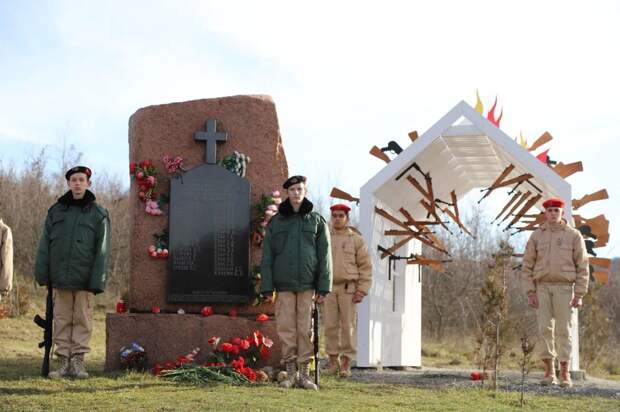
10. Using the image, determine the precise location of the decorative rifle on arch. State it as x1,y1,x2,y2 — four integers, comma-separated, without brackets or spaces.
439,190,474,238
329,187,359,204
478,164,541,204
572,189,609,210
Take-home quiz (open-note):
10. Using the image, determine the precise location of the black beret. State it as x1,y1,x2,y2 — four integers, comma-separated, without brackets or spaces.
283,175,307,189
65,166,92,180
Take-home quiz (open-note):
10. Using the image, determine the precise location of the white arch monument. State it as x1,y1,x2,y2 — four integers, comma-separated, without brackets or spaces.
356,100,580,370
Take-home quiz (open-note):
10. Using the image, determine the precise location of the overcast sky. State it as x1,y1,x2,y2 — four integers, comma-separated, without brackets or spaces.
1,1,618,256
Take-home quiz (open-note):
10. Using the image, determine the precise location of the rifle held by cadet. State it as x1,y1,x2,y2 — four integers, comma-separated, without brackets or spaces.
34,277,53,377
313,302,320,387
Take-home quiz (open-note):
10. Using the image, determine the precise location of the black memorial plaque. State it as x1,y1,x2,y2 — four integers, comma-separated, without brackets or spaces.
167,119,251,303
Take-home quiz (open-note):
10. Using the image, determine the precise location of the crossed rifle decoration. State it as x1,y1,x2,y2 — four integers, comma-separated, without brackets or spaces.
334,129,612,289
376,245,451,312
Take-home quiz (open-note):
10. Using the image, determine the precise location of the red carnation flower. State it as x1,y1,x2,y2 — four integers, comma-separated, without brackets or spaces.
151,305,161,314
231,356,245,369
470,372,481,381
240,367,257,382
260,346,270,360
130,162,136,175
229,308,238,318
221,342,234,353
231,344,240,355
231,337,242,346
208,336,219,346
253,330,264,347
239,339,250,350
152,363,163,376
256,313,269,322
201,306,214,317
163,361,176,370
176,355,191,366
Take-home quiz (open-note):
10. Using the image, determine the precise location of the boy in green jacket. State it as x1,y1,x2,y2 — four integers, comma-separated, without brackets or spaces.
35,166,110,379
260,175,332,390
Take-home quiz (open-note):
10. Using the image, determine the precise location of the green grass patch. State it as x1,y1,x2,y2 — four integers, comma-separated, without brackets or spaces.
1,307,619,411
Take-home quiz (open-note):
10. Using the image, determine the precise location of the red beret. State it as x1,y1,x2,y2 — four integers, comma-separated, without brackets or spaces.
543,197,565,209
330,204,351,213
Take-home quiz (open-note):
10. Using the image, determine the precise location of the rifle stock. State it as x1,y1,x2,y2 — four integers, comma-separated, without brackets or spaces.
330,187,359,204
589,257,611,269
574,214,609,241
572,189,609,210
527,131,553,152
592,271,609,284
369,146,390,163
553,161,583,179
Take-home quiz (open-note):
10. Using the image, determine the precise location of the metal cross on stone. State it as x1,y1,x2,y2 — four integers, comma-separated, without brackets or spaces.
194,119,228,164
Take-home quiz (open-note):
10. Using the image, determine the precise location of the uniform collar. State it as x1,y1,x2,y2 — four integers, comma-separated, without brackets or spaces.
278,198,313,217
329,226,361,236
541,220,566,232
58,190,96,209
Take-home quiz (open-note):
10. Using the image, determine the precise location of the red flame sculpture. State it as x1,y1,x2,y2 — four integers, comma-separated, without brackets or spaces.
486,97,503,127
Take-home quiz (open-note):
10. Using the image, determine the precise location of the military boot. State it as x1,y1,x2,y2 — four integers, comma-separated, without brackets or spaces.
339,356,352,378
559,361,573,388
48,355,71,379
324,355,340,375
70,354,89,379
540,358,557,386
298,362,318,390
279,362,297,388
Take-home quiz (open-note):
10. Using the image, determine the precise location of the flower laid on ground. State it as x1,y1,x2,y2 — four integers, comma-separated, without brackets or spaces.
256,313,269,322
228,308,237,318
152,305,161,314
155,331,273,386
120,342,147,371
177,308,185,314
470,371,488,381
162,155,185,175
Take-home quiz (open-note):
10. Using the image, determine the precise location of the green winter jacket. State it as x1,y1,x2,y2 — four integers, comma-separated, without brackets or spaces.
34,190,110,294
260,198,332,295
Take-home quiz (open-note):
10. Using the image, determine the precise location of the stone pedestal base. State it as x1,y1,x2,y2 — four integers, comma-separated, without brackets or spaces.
105,313,281,371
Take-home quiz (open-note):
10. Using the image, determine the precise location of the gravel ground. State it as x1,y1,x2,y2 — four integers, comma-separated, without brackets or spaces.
349,367,620,399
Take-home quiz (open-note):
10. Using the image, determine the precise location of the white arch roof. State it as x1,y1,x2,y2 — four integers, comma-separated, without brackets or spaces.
360,100,572,222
